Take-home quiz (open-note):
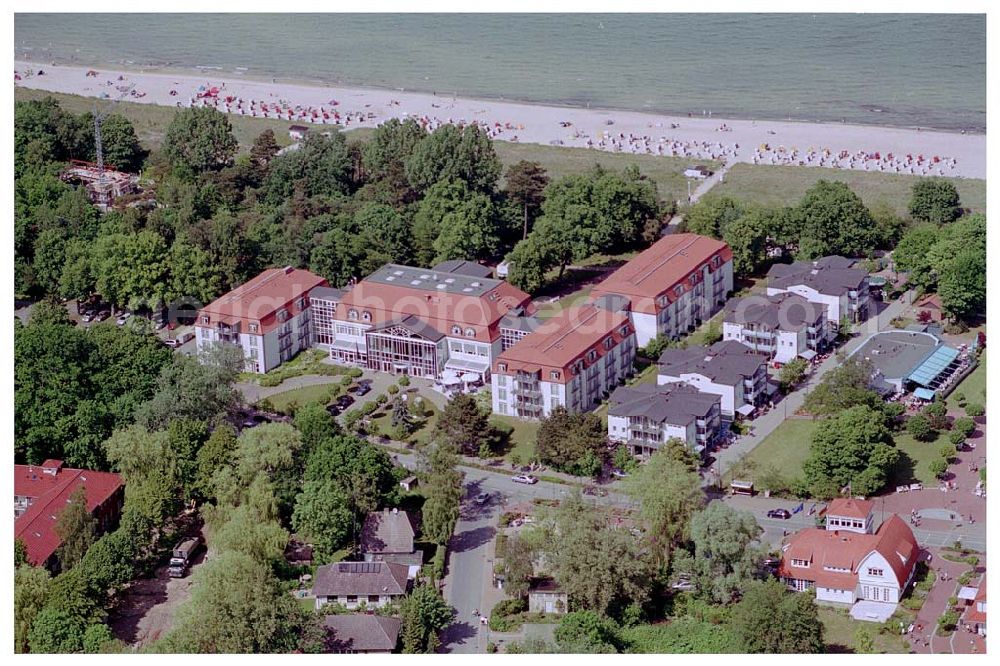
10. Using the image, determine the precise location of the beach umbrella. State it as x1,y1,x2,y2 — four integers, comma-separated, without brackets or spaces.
461,372,479,384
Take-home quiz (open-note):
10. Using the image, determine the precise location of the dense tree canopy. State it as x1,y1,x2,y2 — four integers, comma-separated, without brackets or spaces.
404,123,501,194
909,178,961,224
536,407,607,477
730,579,824,653
803,405,900,497
163,107,238,174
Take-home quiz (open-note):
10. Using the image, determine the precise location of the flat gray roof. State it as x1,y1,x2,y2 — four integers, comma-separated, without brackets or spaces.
432,259,494,279
311,286,344,302
847,330,941,380
365,263,503,297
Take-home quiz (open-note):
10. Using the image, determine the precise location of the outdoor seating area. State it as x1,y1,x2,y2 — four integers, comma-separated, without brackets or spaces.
434,369,485,398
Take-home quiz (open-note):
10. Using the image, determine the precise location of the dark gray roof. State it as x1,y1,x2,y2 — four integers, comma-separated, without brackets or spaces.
361,509,415,555
311,286,344,302
366,263,502,296
591,293,632,314
370,314,444,341
848,331,941,381
323,614,401,652
767,258,868,296
432,259,494,279
723,293,826,331
609,382,720,425
658,340,767,385
528,577,564,594
313,561,410,597
499,313,543,333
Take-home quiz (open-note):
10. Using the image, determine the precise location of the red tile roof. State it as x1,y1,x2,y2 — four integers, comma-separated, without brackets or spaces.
590,233,732,315
778,514,918,591
825,498,874,520
15,463,124,566
493,305,633,383
334,279,532,344
196,267,328,336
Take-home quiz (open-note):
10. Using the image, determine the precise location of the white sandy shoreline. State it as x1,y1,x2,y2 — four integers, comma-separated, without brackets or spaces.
14,60,987,180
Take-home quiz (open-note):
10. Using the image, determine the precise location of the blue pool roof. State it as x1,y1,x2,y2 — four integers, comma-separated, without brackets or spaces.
907,346,959,387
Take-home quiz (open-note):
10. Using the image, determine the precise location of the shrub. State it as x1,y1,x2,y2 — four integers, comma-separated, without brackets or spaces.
347,368,363,378
493,598,528,617
387,384,400,395
906,414,937,442
398,375,410,387
958,571,973,586
953,392,966,407
928,457,948,479
430,544,447,581
360,401,378,416
375,393,388,406
948,430,966,450
340,375,353,387
498,512,518,528
923,401,949,430
939,609,959,633
489,614,522,632
952,417,975,438
965,403,984,418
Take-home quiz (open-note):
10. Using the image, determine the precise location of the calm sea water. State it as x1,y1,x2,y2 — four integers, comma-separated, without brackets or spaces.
14,13,986,131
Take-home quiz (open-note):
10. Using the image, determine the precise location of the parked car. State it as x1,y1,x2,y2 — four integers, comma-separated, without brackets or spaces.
81,311,96,323
356,383,372,396
325,404,341,416
610,468,629,479
511,474,538,485
767,508,792,520
336,395,355,409
116,312,132,326
582,485,608,497
163,338,180,349
474,493,492,506
95,310,111,322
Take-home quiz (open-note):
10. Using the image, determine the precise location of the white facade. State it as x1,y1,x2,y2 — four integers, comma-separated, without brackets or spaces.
767,283,869,326
631,311,659,349
195,306,313,374
634,260,734,348
722,319,829,364
656,369,765,418
608,413,691,447
314,593,401,611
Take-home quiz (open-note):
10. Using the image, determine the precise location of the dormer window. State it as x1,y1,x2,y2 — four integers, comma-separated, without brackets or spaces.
689,274,698,286
498,363,506,372
277,309,289,323
452,325,462,335
465,328,475,337
791,558,809,568
249,323,258,333
296,297,306,309
362,311,372,322
620,325,630,336
348,309,359,320
588,350,597,362
604,337,613,350
550,370,560,380
712,255,721,267
674,285,684,297
201,315,210,324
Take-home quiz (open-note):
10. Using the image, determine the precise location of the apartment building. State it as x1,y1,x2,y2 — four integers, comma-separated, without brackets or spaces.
589,233,734,347
608,382,722,458
15,460,124,571
327,262,533,380
657,340,771,419
722,292,832,364
491,304,636,419
766,256,870,326
195,266,329,373
778,499,919,618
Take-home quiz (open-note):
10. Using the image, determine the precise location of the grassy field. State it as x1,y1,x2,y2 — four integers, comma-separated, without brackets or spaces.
817,606,909,654
946,352,986,410
261,383,336,413
490,414,541,464
711,163,986,216
16,87,303,151
732,418,819,485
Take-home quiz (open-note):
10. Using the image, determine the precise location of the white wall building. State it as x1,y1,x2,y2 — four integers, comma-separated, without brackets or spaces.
607,382,722,458
722,292,832,363
657,340,770,419
766,256,870,326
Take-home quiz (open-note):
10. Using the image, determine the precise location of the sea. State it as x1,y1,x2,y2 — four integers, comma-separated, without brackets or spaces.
14,13,987,132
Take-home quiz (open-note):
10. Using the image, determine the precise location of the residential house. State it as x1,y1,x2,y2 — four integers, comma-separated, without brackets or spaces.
313,561,410,611
657,340,771,419
722,292,832,364
766,256,870,326
608,382,722,458
778,499,920,620
322,614,401,654
491,304,636,419
360,508,422,577
914,293,945,323
195,266,329,373
15,460,124,571
589,233,734,347
527,577,568,614
326,263,533,380
288,125,310,141
965,575,986,637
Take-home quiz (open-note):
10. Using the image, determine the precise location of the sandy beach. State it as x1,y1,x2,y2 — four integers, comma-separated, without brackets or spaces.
14,61,987,180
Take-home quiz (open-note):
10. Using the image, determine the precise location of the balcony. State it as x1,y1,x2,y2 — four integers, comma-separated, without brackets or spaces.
514,388,542,399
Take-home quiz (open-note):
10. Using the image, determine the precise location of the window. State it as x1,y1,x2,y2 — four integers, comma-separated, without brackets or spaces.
498,363,506,372
346,595,357,604
604,337,613,350
465,327,476,337
550,370,560,380
712,255,721,267
452,325,462,335
368,595,380,603
588,350,597,362
689,274,698,286
277,309,289,323
249,323,258,333
201,315,210,324
867,568,884,577
248,348,259,360
620,325,630,336
674,285,684,297
362,311,372,322
348,309,358,320
791,558,809,568
296,297,306,309
498,388,507,400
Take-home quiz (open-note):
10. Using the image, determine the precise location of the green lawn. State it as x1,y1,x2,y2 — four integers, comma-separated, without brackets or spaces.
490,414,540,463
817,606,910,654
731,418,818,485
712,163,986,216
370,395,441,445
495,141,719,204
946,352,986,410
533,286,594,320
261,383,337,413
894,430,950,487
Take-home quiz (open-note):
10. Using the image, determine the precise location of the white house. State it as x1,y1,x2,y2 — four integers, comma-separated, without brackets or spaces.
778,499,920,620
722,292,832,364
657,340,770,419
766,256,870,326
607,382,722,458
313,561,411,611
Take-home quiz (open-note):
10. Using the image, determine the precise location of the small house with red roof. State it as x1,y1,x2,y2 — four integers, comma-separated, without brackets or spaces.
964,574,987,637
14,460,124,571
778,498,920,619
914,293,945,323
